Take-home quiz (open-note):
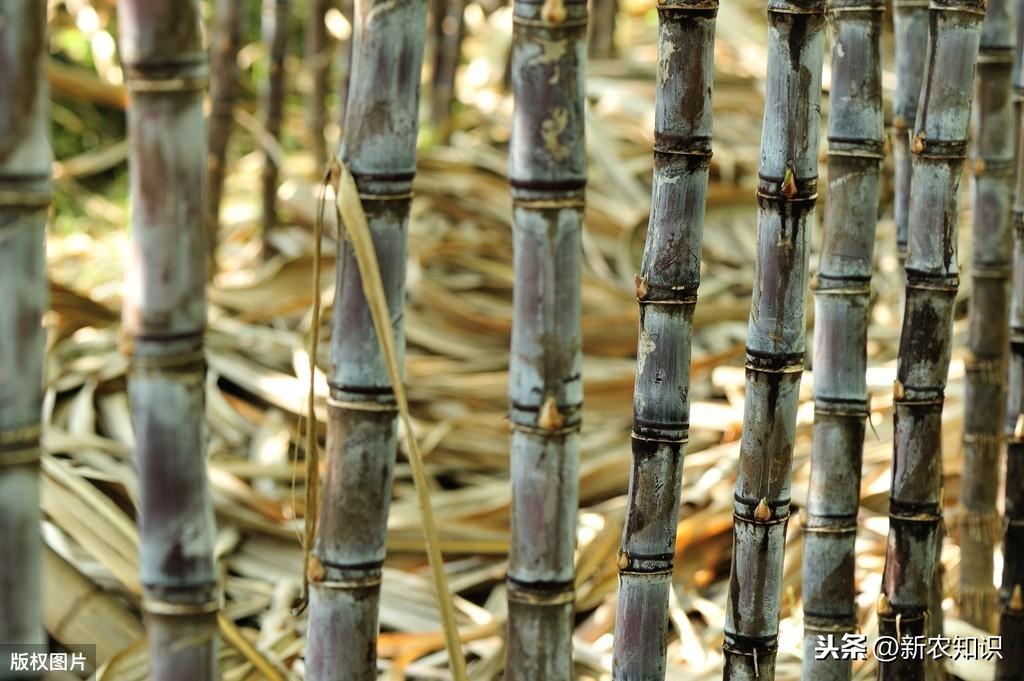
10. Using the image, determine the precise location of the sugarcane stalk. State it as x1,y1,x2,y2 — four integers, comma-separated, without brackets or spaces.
0,4,50,676
307,0,333,167
205,0,245,275
878,0,985,677
117,1,219,678
722,1,825,678
505,0,587,677
335,0,354,131
996,6,1024,674
305,0,429,678
261,0,289,259
429,0,466,137
927,542,947,681
892,0,929,270
610,1,716,679
800,0,884,678
959,0,1015,633
589,0,618,58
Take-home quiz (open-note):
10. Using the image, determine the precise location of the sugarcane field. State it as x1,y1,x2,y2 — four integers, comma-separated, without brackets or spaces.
7,0,1024,679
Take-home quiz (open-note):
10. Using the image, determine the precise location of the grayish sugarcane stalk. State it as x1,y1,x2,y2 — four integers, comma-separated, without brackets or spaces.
878,0,984,677
505,0,587,677
335,0,354,131
801,0,884,678
0,3,50,674
429,0,466,136
261,0,289,258
118,1,220,678
723,1,825,679
893,0,929,269
610,1,716,679
206,0,245,274
305,0,428,678
996,5,1024,673
307,0,333,167
959,0,1015,632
